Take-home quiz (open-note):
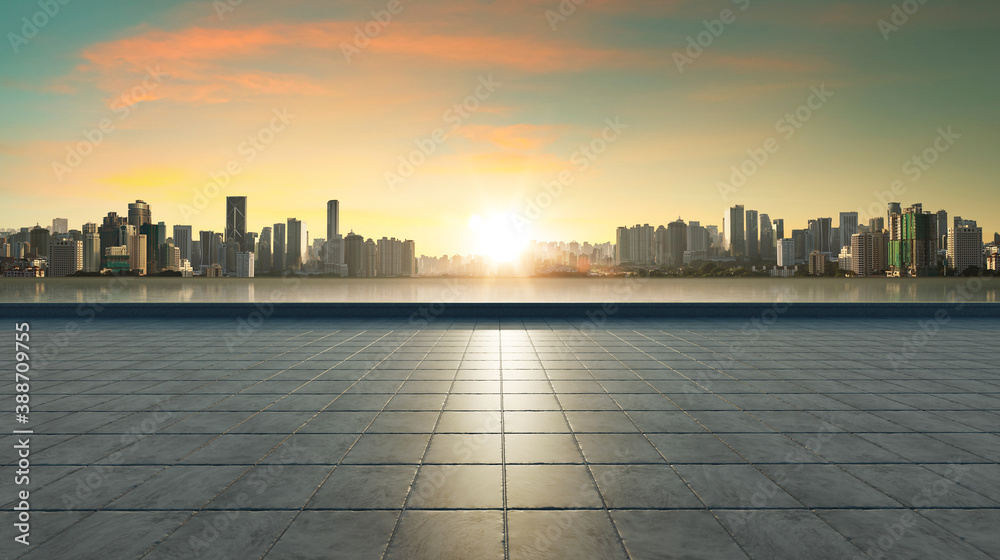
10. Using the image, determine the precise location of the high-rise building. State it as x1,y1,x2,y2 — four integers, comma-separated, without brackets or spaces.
851,232,888,277
666,219,687,267
888,204,939,277
772,219,784,242
377,237,401,277
759,214,774,261
199,230,217,267
173,225,193,264
777,239,795,267
236,252,255,278
808,251,826,275
936,210,949,251
273,222,286,271
887,202,902,221
839,212,858,251
48,240,83,276
364,238,377,277
615,224,655,265
29,226,50,258
869,217,885,233
817,217,833,253
99,212,127,268
948,224,983,274
258,227,272,273
745,209,759,258
158,243,181,271
345,231,366,277
226,196,247,252
402,240,417,277
726,205,745,257
653,226,668,267
687,221,709,253
82,223,100,273
791,229,808,262
104,245,130,274
286,218,305,270
327,200,340,242
128,200,151,227
139,223,161,271
52,218,68,235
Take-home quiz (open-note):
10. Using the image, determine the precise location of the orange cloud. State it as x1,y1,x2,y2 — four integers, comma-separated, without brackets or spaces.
63,21,651,106
455,124,565,152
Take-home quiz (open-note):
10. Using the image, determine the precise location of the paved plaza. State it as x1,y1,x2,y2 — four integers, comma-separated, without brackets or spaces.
2,317,998,559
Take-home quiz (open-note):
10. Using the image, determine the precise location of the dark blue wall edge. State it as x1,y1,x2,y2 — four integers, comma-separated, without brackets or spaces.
2,302,999,319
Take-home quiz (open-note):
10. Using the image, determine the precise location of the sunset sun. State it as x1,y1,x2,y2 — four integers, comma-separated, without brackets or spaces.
468,213,528,263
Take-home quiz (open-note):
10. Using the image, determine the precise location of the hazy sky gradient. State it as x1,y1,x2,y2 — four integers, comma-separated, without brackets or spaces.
2,0,998,255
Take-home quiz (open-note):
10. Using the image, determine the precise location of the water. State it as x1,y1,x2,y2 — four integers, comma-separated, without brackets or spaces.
1,277,997,303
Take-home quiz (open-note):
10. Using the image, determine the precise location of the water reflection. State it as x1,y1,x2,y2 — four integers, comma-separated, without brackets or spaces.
1,277,998,303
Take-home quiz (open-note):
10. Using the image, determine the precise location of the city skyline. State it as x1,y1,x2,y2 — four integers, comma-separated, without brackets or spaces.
2,1,1000,256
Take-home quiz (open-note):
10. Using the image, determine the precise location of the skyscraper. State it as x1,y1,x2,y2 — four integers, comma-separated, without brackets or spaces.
948,224,983,274
653,225,668,267
759,214,774,261
273,222,286,271
615,224,655,265
173,225,193,264
745,209,759,258
128,200,151,227
258,227,272,273
777,239,795,267
226,196,247,252
839,212,858,251
52,218,68,234
327,200,339,241
772,218,784,242
82,223,100,273
889,204,939,277
817,217,833,253
726,205,745,257
99,212,127,268
49,240,83,277
851,232,888,277
345,231,366,277
286,218,303,270
936,210,949,251
666,219,687,267
199,230,217,267
29,226,49,258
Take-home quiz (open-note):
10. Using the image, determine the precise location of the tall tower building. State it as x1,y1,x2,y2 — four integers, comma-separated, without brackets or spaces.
258,227,272,273
777,239,795,267
888,204,939,277
653,226,668,267
29,226,50,258
839,212,859,251
327,200,339,241
199,230,217,267
173,225,193,264
772,219,784,242
727,205,745,257
745,209,759,258
273,222,286,271
286,218,303,270
345,231,366,277
49,240,83,277
948,224,983,274
936,210,949,251
82,223,100,272
99,212,127,268
226,196,247,252
52,218,68,235
759,214,774,261
851,232,888,277
128,200,151,228
666,219,687,267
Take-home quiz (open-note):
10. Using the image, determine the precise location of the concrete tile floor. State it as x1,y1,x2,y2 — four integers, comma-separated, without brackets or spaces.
0,317,997,559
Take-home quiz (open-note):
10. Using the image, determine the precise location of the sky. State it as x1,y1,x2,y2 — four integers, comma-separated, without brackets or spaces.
1,0,999,256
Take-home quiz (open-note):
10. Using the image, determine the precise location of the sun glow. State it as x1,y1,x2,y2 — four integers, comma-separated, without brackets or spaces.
468,213,528,262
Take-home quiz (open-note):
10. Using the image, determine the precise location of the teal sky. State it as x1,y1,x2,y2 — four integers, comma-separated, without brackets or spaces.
1,0,998,255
